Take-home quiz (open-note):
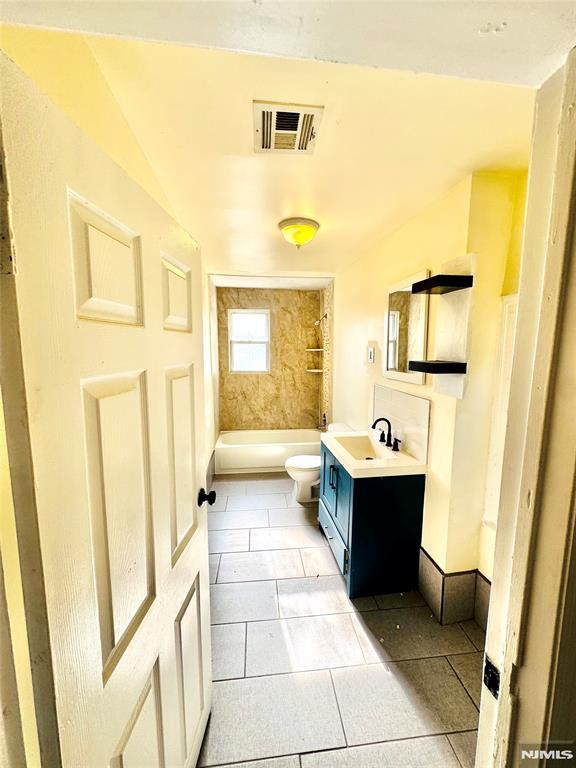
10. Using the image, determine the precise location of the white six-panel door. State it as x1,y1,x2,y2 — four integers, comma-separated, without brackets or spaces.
1,56,211,767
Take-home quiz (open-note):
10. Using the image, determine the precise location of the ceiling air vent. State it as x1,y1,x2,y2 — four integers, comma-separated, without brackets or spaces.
253,101,324,154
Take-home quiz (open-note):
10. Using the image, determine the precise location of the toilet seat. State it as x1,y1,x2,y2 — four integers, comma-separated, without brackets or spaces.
286,455,321,471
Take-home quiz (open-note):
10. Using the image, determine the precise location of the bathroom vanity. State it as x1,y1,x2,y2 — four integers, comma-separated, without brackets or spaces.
319,431,426,598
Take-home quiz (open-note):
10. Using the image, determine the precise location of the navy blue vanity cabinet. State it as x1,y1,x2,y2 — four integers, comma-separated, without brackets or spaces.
320,446,337,517
320,446,352,543
319,443,425,598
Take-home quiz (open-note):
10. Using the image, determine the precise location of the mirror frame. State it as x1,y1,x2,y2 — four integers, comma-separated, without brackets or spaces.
383,269,430,385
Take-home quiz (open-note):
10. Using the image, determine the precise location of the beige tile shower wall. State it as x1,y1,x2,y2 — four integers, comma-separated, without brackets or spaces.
319,282,334,425
217,288,322,430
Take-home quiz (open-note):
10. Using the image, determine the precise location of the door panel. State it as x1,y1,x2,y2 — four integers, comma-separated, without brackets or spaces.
176,579,205,757
69,191,144,326
82,370,155,677
1,58,212,768
166,364,198,564
162,254,193,332
111,665,164,768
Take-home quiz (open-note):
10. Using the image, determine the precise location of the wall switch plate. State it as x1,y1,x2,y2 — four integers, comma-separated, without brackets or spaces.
367,346,375,364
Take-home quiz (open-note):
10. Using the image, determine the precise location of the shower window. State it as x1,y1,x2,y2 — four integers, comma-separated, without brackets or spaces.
228,309,270,372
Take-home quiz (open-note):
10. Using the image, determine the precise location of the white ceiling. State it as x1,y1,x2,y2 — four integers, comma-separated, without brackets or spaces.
2,1,576,86
82,37,534,274
0,24,537,277
211,274,333,290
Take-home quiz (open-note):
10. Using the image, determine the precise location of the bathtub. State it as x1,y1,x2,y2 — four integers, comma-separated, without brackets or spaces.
215,429,321,474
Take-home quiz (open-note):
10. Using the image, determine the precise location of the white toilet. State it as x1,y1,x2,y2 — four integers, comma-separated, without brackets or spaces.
285,455,322,504
285,424,352,504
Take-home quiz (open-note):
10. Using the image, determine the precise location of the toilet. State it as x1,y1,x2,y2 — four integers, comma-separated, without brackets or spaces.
285,455,322,504
285,423,352,504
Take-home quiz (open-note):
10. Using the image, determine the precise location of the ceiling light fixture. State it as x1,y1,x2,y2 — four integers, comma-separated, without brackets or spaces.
278,217,320,248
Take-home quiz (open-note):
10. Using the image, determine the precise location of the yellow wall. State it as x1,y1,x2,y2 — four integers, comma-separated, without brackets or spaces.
333,171,525,572
0,26,172,215
203,277,220,458
501,172,528,295
473,171,526,580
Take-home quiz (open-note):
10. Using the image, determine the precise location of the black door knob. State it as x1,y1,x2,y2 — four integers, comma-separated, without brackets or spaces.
198,488,217,507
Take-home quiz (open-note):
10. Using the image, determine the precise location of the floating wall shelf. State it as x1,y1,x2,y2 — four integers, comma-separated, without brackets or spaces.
409,360,467,375
411,274,474,295
306,348,324,352
306,369,324,373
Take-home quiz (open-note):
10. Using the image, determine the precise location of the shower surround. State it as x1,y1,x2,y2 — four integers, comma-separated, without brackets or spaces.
217,287,323,430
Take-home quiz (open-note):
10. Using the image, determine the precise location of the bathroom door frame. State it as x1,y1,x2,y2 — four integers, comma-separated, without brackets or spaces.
477,46,576,766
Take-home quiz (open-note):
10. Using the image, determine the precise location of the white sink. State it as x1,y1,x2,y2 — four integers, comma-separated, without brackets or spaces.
321,430,425,479
334,435,396,461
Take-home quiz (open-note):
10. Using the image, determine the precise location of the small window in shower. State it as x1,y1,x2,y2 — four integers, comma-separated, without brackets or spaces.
228,309,270,372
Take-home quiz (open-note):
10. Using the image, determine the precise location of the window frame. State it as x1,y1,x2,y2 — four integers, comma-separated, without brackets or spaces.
387,309,400,370
227,308,271,373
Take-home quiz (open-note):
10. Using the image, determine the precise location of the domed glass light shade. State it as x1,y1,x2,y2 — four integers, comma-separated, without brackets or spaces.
278,217,320,247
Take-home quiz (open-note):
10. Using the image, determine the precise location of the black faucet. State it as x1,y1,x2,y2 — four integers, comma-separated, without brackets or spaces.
371,417,393,447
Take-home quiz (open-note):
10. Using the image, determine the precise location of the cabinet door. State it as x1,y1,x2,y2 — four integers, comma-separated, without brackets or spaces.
318,500,348,576
320,444,337,516
333,461,352,544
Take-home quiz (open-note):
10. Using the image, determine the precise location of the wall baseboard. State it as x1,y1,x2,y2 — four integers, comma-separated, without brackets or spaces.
418,547,491,629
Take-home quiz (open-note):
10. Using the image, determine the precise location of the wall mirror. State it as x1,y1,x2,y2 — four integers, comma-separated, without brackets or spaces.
383,269,430,384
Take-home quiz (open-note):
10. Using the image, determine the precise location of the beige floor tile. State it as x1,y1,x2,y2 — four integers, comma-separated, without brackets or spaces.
208,510,269,530
448,731,478,768
248,478,295,494
459,619,486,651
331,658,479,745
227,493,288,511
208,529,250,554
301,735,461,767
216,759,300,768
447,652,483,707
246,614,365,676
209,493,228,511
197,671,345,766
251,525,325,551
211,623,246,681
269,507,318,527
300,547,341,577
374,591,426,610
285,493,319,508
218,550,304,583
210,580,279,624
278,575,361,618
213,480,247,496
352,606,475,662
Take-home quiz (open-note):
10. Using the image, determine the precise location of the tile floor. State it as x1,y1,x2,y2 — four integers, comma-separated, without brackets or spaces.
199,474,486,768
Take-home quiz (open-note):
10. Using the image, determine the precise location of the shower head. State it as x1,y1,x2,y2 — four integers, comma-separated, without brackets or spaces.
314,313,328,327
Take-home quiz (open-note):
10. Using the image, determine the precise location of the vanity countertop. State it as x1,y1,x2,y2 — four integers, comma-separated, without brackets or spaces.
321,430,427,479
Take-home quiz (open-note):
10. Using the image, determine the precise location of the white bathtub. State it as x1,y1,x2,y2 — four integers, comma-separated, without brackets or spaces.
215,429,321,474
